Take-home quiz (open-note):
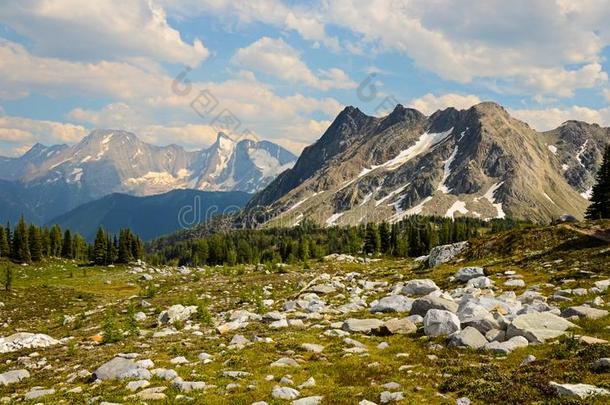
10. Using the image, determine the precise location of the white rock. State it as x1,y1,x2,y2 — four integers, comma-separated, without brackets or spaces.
454,267,485,282
401,279,439,296
550,382,610,399
424,310,461,337
272,386,300,400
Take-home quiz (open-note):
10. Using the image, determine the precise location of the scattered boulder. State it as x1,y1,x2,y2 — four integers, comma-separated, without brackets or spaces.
448,327,487,349
0,369,29,386
423,309,461,337
370,295,414,313
411,295,458,317
157,305,198,325
342,318,384,334
24,388,55,400
92,357,151,381
0,333,59,354
271,358,300,368
504,279,526,288
293,396,323,405
428,241,468,267
484,336,529,354
401,279,439,296
454,267,485,282
380,318,417,335
272,386,300,400
561,306,609,320
301,343,324,353
550,382,610,399
506,312,577,343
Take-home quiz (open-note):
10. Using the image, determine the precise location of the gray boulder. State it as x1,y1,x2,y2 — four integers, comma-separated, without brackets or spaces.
272,386,300,400
423,309,461,337
0,369,30,386
342,318,384,334
484,336,529,354
507,312,577,343
550,382,610,399
0,332,59,354
92,357,151,381
429,241,468,267
561,305,609,320
411,295,458,317
379,318,417,335
466,277,494,289
370,295,414,313
454,267,485,282
157,304,198,325
401,279,439,296
448,327,487,349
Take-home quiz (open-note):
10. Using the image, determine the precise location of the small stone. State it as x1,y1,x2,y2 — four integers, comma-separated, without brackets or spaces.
271,358,300,368
272,386,300,400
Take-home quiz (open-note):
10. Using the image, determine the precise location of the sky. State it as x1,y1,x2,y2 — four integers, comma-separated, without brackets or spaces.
1,0,610,157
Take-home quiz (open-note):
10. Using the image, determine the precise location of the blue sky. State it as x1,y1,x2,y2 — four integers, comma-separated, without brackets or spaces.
0,0,609,156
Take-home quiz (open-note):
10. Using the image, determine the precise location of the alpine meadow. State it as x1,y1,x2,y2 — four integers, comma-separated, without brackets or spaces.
2,2,610,405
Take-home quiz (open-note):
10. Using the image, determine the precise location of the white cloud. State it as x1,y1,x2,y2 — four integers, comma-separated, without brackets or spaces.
232,37,355,90
511,105,610,131
0,0,209,66
0,114,87,156
319,0,610,98
408,93,482,115
0,39,170,101
161,0,341,52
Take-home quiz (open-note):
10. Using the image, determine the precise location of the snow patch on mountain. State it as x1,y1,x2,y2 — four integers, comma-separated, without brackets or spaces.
483,182,506,219
445,200,468,218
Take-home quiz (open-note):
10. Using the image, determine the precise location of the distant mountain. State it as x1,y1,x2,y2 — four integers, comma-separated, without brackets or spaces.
0,130,295,223
249,102,606,225
48,189,251,241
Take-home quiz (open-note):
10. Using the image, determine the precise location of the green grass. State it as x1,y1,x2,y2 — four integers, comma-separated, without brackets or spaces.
1,222,610,404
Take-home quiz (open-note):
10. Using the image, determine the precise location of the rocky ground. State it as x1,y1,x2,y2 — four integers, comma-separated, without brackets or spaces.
1,222,610,404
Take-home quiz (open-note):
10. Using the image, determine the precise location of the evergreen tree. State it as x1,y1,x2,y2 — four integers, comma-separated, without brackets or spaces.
118,229,133,263
93,227,108,265
586,144,610,219
0,226,9,258
28,225,43,262
12,215,30,263
62,229,73,258
379,222,391,254
41,227,51,257
363,223,381,254
49,225,63,257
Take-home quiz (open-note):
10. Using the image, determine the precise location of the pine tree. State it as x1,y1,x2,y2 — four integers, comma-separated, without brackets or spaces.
93,227,108,265
62,230,73,258
364,223,381,254
118,229,133,263
49,225,63,257
0,226,9,258
28,225,43,262
586,144,610,219
379,222,391,254
12,216,31,263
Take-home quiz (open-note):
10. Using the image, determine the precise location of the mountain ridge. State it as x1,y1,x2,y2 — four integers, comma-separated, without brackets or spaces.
0,130,296,223
249,101,606,225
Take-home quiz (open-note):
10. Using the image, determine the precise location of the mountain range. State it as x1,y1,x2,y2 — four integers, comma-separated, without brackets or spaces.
249,102,608,225
48,189,251,241
0,130,296,224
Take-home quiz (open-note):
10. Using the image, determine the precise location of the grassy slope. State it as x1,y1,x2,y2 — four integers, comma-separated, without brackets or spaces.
0,221,609,404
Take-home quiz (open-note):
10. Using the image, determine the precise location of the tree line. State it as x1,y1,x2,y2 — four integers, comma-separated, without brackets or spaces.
0,215,143,265
147,216,522,266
